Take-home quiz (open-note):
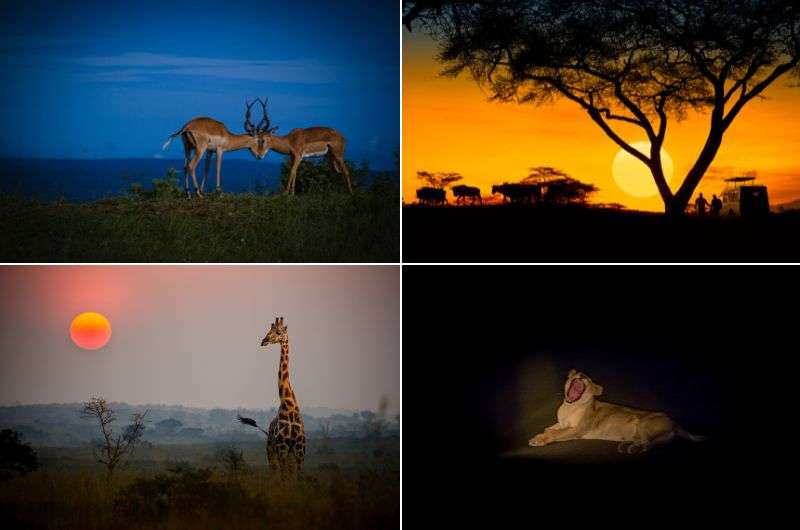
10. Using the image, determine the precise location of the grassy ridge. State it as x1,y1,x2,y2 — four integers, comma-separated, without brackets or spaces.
0,442,399,530
0,188,398,262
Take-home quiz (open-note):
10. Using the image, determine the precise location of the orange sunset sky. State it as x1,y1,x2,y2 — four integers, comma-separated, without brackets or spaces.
403,31,800,212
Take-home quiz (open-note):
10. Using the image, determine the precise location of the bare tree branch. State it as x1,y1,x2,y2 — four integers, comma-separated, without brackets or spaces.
80,396,147,480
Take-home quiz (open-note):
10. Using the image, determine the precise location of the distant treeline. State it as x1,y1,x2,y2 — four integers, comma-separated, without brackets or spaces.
0,403,400,447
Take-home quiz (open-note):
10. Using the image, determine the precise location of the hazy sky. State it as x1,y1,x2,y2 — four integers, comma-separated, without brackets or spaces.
0,0,399,168
0,266,399,412
404,31,800,211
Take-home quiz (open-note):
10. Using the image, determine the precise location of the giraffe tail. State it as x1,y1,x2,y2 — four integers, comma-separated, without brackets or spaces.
237,414,268,435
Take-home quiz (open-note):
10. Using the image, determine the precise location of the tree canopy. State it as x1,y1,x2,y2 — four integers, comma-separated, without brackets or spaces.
417,170,464,189
406,0,800,213
524,166,598,203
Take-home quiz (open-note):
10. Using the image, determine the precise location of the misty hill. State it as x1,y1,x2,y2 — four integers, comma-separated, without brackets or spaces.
0,403,399,447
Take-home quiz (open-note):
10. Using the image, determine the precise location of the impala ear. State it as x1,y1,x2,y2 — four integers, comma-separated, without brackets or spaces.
268,126,278,134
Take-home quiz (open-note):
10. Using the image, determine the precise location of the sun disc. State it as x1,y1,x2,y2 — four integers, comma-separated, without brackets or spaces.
70,311,112,350
611,141,674,198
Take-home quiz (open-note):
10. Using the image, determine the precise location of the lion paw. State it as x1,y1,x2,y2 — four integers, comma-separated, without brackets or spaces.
529,434,549,447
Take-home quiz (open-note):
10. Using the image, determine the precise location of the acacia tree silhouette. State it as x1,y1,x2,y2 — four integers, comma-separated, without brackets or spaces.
522,167,598,204
406,0,800,215
417,170,464,189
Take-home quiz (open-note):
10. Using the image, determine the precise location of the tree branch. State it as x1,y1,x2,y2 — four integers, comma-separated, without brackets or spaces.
587,108,651,167
612,81,657,141
723,57,800,129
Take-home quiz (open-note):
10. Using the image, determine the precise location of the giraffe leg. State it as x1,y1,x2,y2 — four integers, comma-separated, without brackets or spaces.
284,451,297,478
267,438,278,472
293,434,306,475
277,442,293,481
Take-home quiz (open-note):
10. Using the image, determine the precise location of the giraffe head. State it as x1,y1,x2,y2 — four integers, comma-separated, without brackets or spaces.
261,316,288,346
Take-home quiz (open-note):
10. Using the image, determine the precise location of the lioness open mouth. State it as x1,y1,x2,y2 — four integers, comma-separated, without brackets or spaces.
566,378,586,403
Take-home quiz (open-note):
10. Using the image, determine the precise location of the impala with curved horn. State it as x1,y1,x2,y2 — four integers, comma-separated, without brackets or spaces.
161,101,270,197
256,98,352,195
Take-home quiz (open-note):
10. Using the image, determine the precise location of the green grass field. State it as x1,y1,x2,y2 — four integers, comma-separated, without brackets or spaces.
0,439,399,530
0,186,399,262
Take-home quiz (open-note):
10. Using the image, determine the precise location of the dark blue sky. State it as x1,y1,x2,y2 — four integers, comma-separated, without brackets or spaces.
0,0,398,167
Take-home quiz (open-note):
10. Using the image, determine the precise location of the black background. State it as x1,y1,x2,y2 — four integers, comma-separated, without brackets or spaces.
402,266,797,525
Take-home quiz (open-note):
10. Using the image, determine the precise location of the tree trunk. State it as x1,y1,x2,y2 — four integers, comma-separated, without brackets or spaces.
663,128,724,216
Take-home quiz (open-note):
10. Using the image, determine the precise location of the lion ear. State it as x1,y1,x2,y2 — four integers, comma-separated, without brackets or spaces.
568,369,577,379
593,383,604,396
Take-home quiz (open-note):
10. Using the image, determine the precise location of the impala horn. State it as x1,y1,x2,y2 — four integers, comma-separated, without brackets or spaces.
244,99,257,135
256,97,269,133
257,97,278,134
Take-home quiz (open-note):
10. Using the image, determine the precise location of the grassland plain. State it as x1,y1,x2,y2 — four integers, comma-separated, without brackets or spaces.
0,439,399,530
403,203,800,261
0,186,399,262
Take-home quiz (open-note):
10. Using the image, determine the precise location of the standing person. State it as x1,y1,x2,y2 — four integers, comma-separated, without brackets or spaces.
710,194,723,217
695,193,709,217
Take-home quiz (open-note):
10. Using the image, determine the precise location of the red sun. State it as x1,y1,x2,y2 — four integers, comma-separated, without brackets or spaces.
70,312,112,350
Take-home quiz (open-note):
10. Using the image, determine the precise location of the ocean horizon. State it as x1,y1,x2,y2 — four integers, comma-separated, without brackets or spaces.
0,157,396,202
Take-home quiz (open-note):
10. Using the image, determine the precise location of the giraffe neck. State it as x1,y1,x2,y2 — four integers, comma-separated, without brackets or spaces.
278,340,299,411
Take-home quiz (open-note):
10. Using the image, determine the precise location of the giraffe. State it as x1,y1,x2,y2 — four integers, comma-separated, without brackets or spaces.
238,317,305,478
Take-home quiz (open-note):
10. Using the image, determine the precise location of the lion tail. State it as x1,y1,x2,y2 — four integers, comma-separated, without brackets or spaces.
675,424,707,442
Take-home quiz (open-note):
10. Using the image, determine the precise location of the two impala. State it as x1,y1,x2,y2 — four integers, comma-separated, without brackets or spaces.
163,98,352,197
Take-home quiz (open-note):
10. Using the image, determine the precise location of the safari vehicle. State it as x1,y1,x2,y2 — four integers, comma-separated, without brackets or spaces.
720,176,769,217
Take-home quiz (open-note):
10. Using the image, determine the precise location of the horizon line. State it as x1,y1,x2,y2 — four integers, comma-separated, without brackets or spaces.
0,400,398,414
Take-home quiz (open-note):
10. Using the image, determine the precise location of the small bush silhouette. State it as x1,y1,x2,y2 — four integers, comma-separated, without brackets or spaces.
215,444,247,475
113,464,243,521
0,429,40,480
152,168,183,199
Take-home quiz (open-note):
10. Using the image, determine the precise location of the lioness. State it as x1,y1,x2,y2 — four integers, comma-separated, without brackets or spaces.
529,369,705,453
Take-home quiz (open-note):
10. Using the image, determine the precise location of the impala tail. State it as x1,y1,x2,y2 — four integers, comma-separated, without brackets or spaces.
162,127,185,150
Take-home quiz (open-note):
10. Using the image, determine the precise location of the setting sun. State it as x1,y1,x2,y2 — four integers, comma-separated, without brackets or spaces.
612,142,674,198
70,312,112,350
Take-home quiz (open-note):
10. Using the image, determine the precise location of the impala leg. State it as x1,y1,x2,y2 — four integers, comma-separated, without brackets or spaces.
188,145,205,198
286,155,301,195
327,152,337,174
334,151,352,193
215,148,223,193
201,151,212,193
183,140,192,198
